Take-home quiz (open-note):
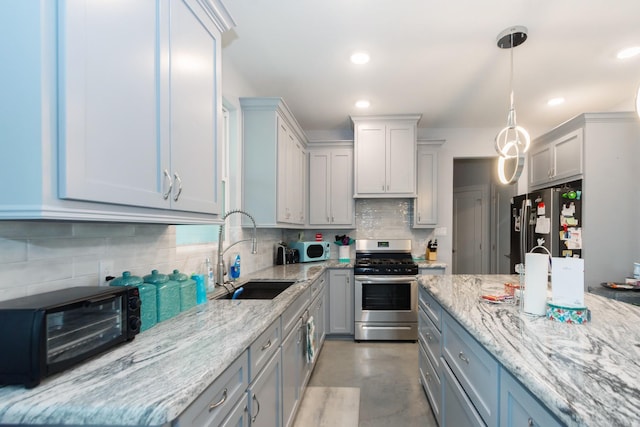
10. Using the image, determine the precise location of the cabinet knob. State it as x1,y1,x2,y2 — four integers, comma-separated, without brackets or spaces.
527,418,534,427
458,351,470,364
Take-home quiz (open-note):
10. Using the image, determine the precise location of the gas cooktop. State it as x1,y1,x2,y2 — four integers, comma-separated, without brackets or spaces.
354,239,418,276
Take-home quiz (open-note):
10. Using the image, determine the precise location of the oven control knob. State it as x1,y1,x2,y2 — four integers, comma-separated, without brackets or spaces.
129,297,142,311
129,316,142,331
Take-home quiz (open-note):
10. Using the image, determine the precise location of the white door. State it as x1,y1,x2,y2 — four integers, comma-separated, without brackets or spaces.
453,186,486,274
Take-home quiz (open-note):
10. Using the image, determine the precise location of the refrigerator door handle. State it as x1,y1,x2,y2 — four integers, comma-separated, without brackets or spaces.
520,199,531,265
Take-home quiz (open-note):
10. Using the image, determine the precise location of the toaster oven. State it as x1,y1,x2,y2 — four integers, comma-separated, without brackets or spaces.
0,286,141,388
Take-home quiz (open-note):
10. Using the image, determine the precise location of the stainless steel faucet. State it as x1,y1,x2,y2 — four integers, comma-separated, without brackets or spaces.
216,209,258,286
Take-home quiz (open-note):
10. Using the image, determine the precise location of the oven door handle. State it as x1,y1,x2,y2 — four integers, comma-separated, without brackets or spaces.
355,275,417,283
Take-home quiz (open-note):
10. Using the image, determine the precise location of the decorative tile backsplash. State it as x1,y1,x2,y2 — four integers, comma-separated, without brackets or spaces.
0,199,433,302
0,221,281,302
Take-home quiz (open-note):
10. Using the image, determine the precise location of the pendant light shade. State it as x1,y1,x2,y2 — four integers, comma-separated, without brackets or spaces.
495,26,529,185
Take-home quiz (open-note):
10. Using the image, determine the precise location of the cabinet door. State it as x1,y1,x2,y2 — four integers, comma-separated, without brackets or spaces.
528,144,552,187
386,123,416,194
418,342,441,426
248,349,282,427
552,129,583,182
58,0,167,209
277,116,291,223
282,320,302,427
220,396,249,427
166,0,220,214
500,369,563,427
355,124,387,194
328,270,354,334
329,149,354,226
415,147,438,226
442,360,485,427
292,138,306,224
308,150,331,225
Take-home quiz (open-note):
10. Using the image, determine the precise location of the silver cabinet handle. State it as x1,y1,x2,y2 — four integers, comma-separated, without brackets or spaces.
261,339,272,351
162,169,173,200
528,418,534,427
173,172,183,201
425,332,433,341
208,388,227,411
458,351,470,364
251,394,261,423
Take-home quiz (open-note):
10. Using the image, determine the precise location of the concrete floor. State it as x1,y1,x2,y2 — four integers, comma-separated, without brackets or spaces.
306,339,438,427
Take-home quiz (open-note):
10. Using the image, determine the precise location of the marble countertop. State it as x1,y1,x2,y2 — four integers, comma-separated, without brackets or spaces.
415,260,447,270
419,274,640,427
0,262,338,426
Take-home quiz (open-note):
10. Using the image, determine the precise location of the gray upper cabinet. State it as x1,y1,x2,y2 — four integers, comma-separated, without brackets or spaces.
0,0,233,223
351,115,421,197
413,141,442,227
308,144,355,228
529,128,583,189
530,112,640,288
241,97,307,227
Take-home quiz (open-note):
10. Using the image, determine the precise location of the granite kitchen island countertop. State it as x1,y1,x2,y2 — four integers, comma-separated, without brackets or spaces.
419,274,640,427
0,262,332,426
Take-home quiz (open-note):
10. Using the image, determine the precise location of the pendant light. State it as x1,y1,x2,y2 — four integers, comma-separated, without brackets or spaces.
495,26,530,184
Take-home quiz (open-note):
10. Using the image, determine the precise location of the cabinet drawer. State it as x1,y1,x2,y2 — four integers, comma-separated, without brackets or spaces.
282,288,310,337
309,274,326,302
418,306,441,373
419,341,441,425
500,368,563,427
442,359,485,427
442,311,498,427
176,350,248,427
419,287,442,330
249,319,281,381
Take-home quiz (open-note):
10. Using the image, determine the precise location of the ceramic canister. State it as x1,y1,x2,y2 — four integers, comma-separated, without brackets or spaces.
143,270,181,323
169,269,197,312
110,271,157,332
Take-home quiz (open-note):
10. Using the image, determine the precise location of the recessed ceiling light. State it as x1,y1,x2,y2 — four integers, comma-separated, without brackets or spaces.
355,100,370,108
350,52,370,65
547,97,565,106
616,46,640,59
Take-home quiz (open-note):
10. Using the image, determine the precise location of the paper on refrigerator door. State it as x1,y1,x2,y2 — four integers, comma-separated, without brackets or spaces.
524,253,549,316
551,257,584,306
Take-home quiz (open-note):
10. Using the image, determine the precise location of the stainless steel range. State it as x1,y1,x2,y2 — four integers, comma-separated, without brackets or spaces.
354,239,418,341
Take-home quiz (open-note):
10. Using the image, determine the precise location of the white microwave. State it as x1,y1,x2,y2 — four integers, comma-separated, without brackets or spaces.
288,241,331,262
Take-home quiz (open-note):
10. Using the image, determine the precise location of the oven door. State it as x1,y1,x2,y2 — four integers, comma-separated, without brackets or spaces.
354,275,417,323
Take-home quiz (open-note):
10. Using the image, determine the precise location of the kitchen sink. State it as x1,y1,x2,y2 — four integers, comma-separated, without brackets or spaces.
217,280,297,300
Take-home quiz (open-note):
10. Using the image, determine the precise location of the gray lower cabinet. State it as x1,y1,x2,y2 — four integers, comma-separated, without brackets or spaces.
328,269,354,335
441,310,499,427
220,396,249,427
174,351,249,426
442,360,485,427
248,348,282,427
419,286,565,427
282,318,304,427
500,370,563,427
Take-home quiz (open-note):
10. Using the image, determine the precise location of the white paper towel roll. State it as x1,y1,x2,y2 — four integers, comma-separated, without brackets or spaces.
524,253,549,316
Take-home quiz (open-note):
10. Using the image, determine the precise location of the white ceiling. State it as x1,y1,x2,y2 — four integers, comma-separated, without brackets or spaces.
221,0,640,138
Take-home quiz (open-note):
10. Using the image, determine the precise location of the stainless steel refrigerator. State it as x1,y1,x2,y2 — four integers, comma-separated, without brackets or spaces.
509,180,583,273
